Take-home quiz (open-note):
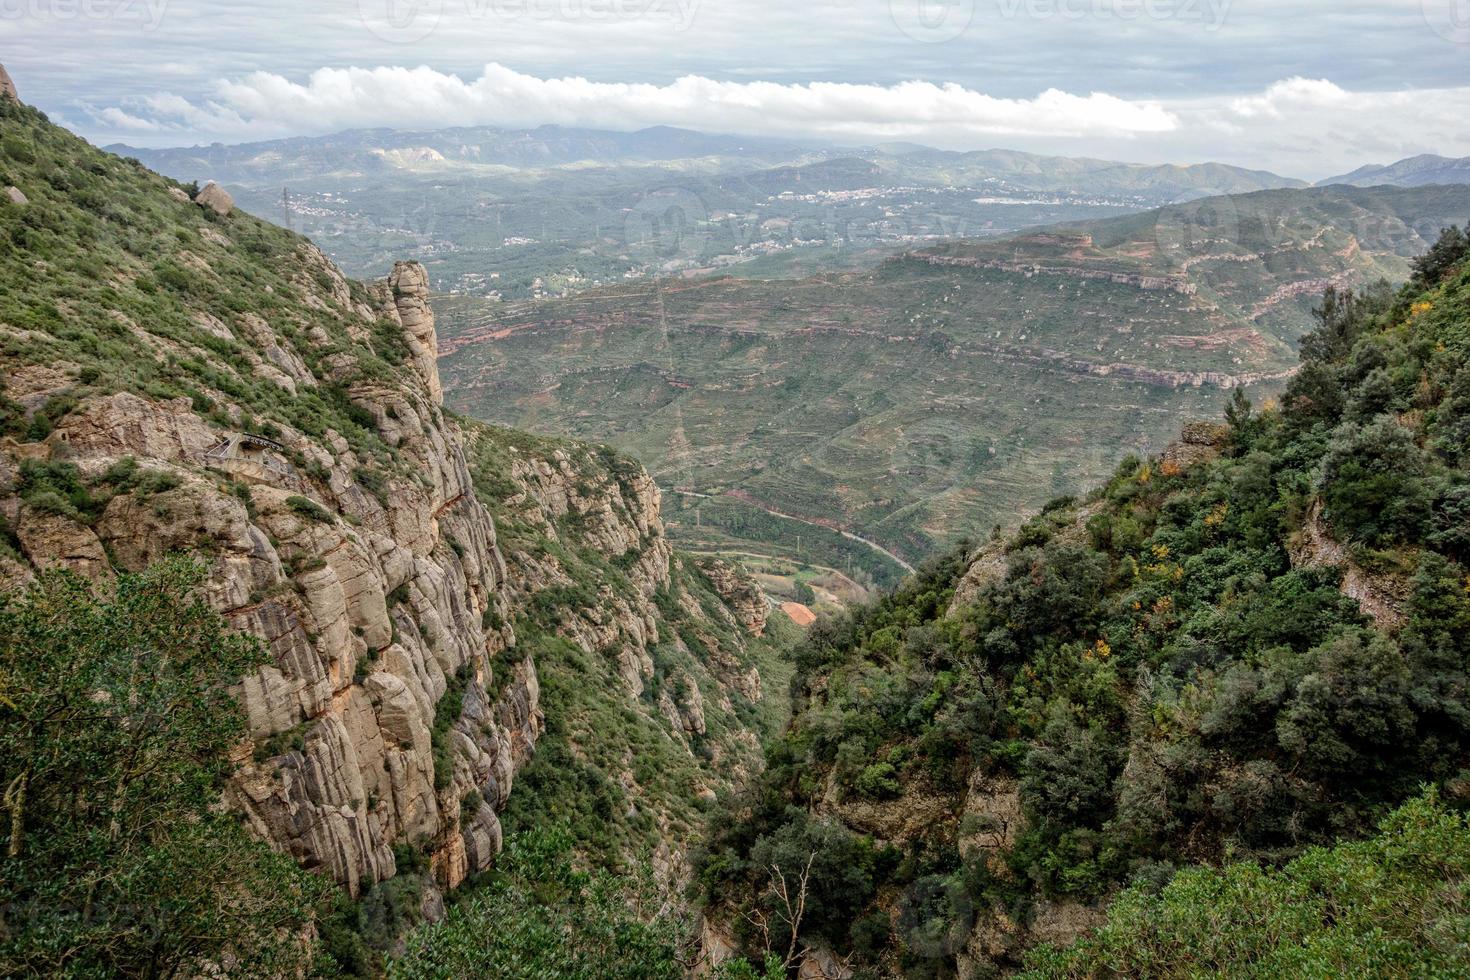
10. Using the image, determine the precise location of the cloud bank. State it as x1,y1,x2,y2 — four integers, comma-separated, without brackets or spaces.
95,63,1178,142
86,64,1470,179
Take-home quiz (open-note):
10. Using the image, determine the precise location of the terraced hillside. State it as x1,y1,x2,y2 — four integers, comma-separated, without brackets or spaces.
438,184,1470,571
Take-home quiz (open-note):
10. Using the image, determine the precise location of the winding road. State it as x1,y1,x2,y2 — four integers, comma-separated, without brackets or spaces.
664,487,916,575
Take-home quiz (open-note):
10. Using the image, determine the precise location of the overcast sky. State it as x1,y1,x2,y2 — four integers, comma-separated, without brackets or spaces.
4,0,1469,178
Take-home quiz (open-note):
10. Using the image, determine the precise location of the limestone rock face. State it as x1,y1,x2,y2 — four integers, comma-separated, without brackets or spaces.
1288,499,1407,628
0,261,533,898
371,262,442,406
194,182,234,216
0,64,16,102
695,557,768,635
15,505,113,583
1161,419,1231,470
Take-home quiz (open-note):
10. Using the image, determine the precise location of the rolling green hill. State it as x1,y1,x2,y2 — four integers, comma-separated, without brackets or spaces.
437,184,1470,573
694,227,1470,977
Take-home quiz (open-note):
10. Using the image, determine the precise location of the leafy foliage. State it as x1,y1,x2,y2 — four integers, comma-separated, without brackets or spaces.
697,230,1470,972
0,558,325,978
1021,790,1470,978
391,827,684,980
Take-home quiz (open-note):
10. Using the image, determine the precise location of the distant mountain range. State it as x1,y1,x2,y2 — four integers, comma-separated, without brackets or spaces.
112,124,1307,195
110,124,1327,302
109,124,830,181
1319,153,1470,188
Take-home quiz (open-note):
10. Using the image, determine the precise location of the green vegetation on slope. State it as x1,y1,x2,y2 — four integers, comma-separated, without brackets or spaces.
438,184,1470,569
392,828,684,980
462,422,796,866
0,559,323,978
1021,790,1470,979
695,229,1470,976
0,96,416,486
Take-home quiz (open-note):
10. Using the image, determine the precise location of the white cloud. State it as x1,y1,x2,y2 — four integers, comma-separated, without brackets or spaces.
1227,77,1353,119
89,63,1180,144
78,64,1470,179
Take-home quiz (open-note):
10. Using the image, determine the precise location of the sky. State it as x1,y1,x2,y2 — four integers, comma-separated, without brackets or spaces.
3,0,1469,179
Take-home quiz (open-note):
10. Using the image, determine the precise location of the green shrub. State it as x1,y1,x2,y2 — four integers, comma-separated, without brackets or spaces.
286,495,333,524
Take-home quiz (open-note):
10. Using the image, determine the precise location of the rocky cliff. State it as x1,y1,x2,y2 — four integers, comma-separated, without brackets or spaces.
0,91,781,904
1,243,529,895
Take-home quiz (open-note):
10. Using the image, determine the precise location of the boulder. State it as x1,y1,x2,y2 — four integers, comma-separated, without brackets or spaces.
5,186,25,206
194,182,234,216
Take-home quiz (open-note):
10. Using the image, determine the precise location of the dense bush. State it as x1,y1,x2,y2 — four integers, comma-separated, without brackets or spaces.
391,828,684,980
697,230,1470,972
1021,790,1470,978
0,558,324,977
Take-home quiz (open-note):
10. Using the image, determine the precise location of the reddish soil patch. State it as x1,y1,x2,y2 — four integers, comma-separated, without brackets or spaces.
779,602,817,627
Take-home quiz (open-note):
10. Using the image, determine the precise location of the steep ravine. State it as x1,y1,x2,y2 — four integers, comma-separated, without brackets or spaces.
0,86,783,915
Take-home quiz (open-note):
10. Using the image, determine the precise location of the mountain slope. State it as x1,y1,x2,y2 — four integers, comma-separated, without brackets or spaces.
116,127,1303,303
694,232,1470,976
0,85,784,943
436,183,1470,570
1319,153,1470,188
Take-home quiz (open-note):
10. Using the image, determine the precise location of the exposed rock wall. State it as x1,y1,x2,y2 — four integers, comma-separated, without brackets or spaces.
696,556,769,636
1,256,532,896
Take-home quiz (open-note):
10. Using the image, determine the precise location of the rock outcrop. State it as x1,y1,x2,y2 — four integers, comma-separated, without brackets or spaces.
372,261,442,406
695,556,768,636
0,64,17,102
1288,499,1408,629
194,181,235,216
1,255,530,897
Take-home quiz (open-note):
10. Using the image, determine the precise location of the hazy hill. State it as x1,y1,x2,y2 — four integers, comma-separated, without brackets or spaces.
436,183,1470,573
114,126,1305,302
1319,152,1470,188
